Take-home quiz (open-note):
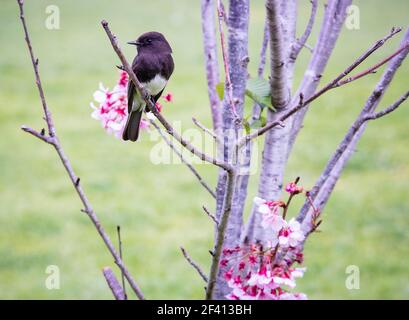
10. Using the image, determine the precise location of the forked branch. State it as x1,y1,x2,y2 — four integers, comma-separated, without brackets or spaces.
237,27,404,147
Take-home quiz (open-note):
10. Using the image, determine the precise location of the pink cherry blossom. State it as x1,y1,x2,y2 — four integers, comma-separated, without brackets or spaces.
155,102,163,113
254,197,286,231
278,218,305,248
163,92,173,102
221,243,307,300
91,71,170,139
285,181,304,195
222,180,310,300
247,266,272,287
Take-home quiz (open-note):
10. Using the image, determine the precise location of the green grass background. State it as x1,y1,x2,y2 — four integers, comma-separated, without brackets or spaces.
0,0,408,299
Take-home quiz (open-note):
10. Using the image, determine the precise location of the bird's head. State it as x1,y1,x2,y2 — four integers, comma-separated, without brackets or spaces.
128,32,172,54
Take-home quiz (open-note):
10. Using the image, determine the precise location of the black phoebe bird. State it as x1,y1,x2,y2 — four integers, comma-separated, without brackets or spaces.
122,31,174,141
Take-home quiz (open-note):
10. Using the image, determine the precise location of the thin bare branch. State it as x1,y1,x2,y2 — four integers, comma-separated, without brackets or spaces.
238,27,403,147
202,205,219,225
364,90,409,121
150,120,216,199
303,43,314,53
290,0,318,62
21,125,54,144
102,267,126,300
17,0,55,137
17,0,145,300
301,27,402,107
192,117,220,143
116,226,127,300
258,19,269,78
101,20,232,172
180,247,208,283
337,42,409,87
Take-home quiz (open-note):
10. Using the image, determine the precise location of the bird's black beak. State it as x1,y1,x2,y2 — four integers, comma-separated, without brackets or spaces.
127,40,140,46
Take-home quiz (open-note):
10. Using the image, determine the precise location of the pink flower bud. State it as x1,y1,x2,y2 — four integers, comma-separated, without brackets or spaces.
163,92,173,102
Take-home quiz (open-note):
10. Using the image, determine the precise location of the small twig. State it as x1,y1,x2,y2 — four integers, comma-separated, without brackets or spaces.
116,226,127,300
150,119,216,199
290,0,318,62
257,19,269,78
282,194,293,221
305,192,322,233
336,43,409,87
17,0,55,137
202,206,219,225
101,20,232,172
102,267,126,300
303,43,314,53
281,177,300,220
21,125,55,144
364,90,409,121
180,247,208,283
216,0,239,120
302,27,402,105
18,0,144,300
192,117,220,143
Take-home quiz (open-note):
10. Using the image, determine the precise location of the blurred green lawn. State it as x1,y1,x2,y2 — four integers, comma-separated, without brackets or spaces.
1,0,408,299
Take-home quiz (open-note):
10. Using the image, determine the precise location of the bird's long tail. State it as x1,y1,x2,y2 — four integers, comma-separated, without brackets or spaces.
122,110,143,142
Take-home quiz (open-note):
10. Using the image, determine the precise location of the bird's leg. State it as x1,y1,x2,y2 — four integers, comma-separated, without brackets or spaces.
116,65,125,71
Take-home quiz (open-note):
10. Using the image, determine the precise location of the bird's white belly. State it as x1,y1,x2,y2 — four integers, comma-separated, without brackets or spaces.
142,74,167,96
131,74,167,112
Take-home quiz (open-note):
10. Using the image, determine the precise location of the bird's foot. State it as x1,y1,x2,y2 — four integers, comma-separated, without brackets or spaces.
116,65,126,71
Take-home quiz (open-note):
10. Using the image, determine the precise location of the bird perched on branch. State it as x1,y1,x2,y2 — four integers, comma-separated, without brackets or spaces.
122,32,174,141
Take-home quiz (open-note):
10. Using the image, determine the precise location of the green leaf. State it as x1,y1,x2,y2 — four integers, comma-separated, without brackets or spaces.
250,119,262,129
216,82,225,100
248,115,267,130
246,77,270,98
260,115,267,127
242,118,251,134
245,78,276,112
216,78,276,112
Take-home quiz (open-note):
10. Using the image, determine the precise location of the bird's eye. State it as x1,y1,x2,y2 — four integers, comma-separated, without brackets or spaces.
146,39,152,44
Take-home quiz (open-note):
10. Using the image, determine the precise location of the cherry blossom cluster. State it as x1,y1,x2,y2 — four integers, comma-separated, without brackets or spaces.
90,71,173,138
221,179,318,300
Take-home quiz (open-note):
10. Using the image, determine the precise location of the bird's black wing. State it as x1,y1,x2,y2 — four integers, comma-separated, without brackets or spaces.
161,54,174,80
